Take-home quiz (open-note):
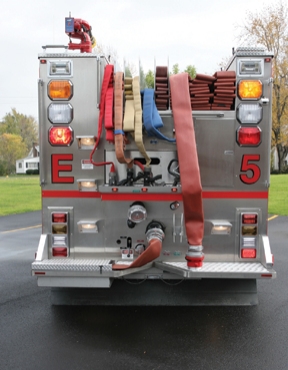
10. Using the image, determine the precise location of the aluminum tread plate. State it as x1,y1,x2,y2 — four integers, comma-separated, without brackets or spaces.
32,259,112,271
163,261,269,273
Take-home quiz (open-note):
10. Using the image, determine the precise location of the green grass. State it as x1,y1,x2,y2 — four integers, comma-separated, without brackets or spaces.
268,174,288,216
0,174,287,216
0,176,41,216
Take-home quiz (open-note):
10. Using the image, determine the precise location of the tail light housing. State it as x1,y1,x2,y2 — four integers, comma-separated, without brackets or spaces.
240,212,258,259
51,212,69,257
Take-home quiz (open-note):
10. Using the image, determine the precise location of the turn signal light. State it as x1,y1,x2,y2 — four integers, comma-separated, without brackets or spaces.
49,127,73,146
48,80,73,100
237,126,261,146
241,249,256,259
238,80,262,100
52,224,68,234
242,225,257,236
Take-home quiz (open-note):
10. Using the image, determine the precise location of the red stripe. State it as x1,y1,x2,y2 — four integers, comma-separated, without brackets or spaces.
42,190,101,198
42,190,268,200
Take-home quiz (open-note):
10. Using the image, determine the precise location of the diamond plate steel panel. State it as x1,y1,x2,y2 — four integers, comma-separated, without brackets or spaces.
163,261,269,273
32,259,112,271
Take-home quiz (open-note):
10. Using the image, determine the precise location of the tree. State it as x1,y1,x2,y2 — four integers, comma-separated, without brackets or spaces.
238,1,288,172
0,108,38,155
145,69,155,88
171,63,180,75
0,133,27,175
93,42,118,65
184,65,197,79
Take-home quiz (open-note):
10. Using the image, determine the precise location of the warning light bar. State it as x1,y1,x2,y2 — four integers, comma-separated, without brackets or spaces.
238,80,262,100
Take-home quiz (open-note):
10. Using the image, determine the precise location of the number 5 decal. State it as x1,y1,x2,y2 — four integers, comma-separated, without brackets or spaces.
240,154,261,184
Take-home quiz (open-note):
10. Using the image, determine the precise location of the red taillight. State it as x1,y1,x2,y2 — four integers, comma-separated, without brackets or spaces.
237,127,261,146
241,249,257,258
52,247,68,257
242,214,258,224
52,213,67,223
49,126,73,146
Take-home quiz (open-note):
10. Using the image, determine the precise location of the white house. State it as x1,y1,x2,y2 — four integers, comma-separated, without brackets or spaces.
16,143,39,174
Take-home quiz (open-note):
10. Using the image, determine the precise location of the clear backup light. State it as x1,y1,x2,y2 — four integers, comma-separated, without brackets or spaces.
237,126,261,146
242,237,256,248
52,235,68,246
49,126,73,146
48,103,73,124
237,103,262,124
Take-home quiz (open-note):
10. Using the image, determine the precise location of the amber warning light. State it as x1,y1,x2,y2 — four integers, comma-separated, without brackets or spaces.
48,80,73,100
238,80,262,100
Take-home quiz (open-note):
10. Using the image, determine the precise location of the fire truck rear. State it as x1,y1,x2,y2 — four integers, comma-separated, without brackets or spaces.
32,17,276,305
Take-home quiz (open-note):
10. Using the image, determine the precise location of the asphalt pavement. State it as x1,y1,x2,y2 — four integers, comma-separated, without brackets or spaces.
0,212,287,370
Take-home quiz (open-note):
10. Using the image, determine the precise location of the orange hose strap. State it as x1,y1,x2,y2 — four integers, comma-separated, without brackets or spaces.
112,238,162,270
169,73,205,268
114,72,134,169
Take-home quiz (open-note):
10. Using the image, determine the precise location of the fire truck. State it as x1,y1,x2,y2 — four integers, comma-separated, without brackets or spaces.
32,17,276,305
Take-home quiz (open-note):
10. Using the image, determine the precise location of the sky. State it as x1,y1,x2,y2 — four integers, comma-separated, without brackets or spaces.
0,0,286,121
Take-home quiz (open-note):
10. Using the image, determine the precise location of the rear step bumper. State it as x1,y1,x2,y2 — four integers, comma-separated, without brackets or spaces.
32,258,276,280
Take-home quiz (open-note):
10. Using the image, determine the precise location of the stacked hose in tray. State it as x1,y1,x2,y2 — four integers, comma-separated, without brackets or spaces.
153,67,236,111
189,73,215,110
211,71,236,110
155,66,169,110
189,71,236,110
